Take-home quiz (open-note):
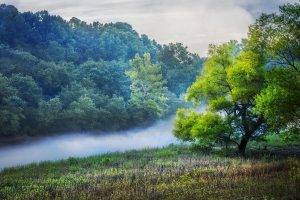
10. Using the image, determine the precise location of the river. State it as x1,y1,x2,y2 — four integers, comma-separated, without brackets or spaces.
0,117,177,169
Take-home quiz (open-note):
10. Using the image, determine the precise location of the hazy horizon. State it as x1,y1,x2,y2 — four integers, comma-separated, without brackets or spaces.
2,0,297,56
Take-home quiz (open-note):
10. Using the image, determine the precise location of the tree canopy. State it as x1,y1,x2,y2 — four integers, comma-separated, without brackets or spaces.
0,4,203,137
173,3,300,155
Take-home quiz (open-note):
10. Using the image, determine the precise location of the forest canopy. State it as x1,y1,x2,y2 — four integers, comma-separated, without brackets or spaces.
0,4,203,136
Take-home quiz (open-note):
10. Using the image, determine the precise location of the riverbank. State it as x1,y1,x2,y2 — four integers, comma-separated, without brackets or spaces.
0,145,299,200
0,135,35,147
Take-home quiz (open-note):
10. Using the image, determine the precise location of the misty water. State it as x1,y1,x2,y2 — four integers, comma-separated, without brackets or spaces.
0,117,177,169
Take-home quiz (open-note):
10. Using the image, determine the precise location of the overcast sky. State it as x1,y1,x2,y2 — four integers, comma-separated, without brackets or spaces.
2,0,297,56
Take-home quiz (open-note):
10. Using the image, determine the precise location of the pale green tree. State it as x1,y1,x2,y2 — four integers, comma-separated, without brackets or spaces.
127,53,168,122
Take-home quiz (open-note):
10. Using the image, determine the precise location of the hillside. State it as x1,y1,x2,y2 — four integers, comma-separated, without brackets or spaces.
0,4,203,137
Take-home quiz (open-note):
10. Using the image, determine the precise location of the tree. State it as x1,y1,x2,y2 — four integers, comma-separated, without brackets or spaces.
174,109,229,148
252,3,299,72
0,73,24,136
174,3,300,154
65,95,99,130
249,3,300,131
38,97,63,133
0,4,199,136
10,74,42,107
10,74,43,134
37,62,72,97
127,53,168,123
158,43,203,95
254,67,299,130
76,60,130,99
174,41,267,155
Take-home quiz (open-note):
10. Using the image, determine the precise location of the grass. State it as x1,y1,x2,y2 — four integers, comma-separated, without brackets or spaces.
0,144,299,200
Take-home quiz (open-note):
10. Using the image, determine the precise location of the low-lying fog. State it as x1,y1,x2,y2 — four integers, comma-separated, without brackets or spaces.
0,117,177,169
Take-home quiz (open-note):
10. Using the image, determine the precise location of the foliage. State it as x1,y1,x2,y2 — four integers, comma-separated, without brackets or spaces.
0,4,201,136
0,73,24,136
178,41,266,155
174,3,300,155
158,43,203,95
251,3,300,130
173,109,200,142
126,54,168,123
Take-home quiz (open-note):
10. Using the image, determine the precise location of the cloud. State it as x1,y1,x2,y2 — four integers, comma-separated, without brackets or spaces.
2,0,297,56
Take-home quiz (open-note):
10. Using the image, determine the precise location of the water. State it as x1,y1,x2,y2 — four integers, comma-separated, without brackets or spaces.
0,118,177,169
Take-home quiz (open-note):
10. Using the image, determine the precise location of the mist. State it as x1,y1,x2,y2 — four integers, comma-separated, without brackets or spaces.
0,117,177,169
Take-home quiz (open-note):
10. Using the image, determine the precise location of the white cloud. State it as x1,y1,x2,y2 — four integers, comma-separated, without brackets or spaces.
2,0,297,56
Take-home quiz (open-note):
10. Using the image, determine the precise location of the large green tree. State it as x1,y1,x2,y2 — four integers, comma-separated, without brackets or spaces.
173,3,300,155
174,42,266,155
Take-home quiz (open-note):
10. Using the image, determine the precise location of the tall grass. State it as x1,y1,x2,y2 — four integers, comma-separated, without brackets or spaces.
0,145,299,200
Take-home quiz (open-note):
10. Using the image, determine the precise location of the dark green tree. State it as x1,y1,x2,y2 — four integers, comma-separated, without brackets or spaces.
158,43,203,95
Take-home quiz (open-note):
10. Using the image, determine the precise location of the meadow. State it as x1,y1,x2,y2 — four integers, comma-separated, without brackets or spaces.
0,144,299,200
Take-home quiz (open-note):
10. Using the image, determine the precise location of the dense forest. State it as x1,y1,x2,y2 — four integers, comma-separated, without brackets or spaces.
0,4,203,137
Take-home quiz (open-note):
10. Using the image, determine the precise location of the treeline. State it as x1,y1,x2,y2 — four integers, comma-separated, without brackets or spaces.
0,4,203,136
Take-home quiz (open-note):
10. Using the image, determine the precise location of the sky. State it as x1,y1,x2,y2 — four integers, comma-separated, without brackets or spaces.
2,0,297,56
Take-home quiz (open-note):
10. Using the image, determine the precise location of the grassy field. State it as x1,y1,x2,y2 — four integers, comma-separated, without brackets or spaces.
0,145,299,200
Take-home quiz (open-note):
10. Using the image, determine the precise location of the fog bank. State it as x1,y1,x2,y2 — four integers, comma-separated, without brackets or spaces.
0,117,177,169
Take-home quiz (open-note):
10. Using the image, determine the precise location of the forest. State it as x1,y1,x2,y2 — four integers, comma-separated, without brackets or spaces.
0,4,203,137
0,2,299,200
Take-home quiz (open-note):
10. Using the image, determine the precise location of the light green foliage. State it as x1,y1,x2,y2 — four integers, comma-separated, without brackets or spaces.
174,109,228,147
208,96,233,111
191,112,228,146
227,50,264,102
174,4,300,153
127,53,168,121
173,109,200,141
181,41,255,153
254,68,300,129
187,42,236,104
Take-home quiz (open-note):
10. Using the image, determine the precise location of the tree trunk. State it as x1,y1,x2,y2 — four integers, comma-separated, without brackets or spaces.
238,136,249,156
